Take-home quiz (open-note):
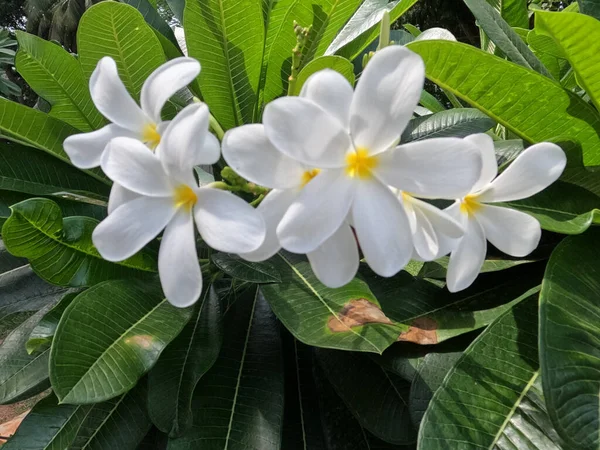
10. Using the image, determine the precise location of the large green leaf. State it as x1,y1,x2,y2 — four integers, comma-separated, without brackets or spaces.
366,264,543,344
507,180,600,234
536,11,600,110
418,294,565,449
486,0,529,27
540,229,600,449
0,306,52,404
317,348,417,445
260,253,404,354
14,31,104,131
211,252,281,283
2,198,156,287
464,0,552,78
78,3,166,100
405,40,600,167
0,141,109,198
26,291,77,355
121,0,179,47
418,257,536,279
577,0,600,19
281,336,327,449
167,287,284,450
148,286,222,437
291,55,355,96
2,393,91,450
183,0,263,129
328,0,419,60
50,280,193,404
401,108,496,142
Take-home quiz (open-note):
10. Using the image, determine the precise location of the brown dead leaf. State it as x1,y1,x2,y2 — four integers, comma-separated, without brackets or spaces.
328,299,393,332
0,411,29,443
397,317,438,345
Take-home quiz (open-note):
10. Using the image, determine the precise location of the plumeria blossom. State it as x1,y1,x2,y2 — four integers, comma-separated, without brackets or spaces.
224,45,483,286
63,56,201,212
92,103,266,307
444,134,566,292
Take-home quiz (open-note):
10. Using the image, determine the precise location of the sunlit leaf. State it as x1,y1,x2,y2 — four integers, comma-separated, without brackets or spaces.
291,55,355,96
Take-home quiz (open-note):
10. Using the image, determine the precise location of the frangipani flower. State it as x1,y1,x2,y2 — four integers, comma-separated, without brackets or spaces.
255,46,482,282
222,124,359,288
445,134,566,292
92,103,266,307
63,56,201,212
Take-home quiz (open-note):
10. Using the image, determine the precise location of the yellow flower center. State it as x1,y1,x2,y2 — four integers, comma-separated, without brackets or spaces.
173,185,198,212
142,123,161,149
460,194,482,215
346,148,378,179
301,168,321,187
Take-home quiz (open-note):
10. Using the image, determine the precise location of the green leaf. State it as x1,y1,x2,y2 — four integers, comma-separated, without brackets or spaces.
148,286,222,437
418,256,537,279
260,253,404,354
417,294,565,450
536,11,600,111
506,180,600,234
367,264,543,344
2,198,156,287
316,348,417,445
291,55,355,96
406,40,600,167
211,253,281,283
0,306,52,404
78,3,166,100
50,280,192,404
527,28,565,59
26,292,77,355
327,0,418,58
464,0,552,78
183,0,263,129
419,90,445,113
333,0,419,61
121,0,179,47
495,138,524,166
14,31,104,132
0,141,109,198
281,336,327,449
2,393,91,450
167,287,284,450
70,382,152,449
401,108,495,142
577,0,600,20
540,229,600,449
486,0,529,27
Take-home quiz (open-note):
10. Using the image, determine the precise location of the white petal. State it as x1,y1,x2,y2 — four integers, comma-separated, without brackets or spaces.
159,210,202,307
263,97,350,168
240,189,298,262
409,202,438,261
277,170,355,254
350,46,424,154
92,196,176,261
194,188,266,254
465,133,498,193
90,57,149,131
160,103,217,178
307,223,359,288
107,183,140,214
375,138,482,199
476,205,541,257
300,69,353,129
222,124,305,190
446,216,486,292
63,124,135,169
477,143,566,202
411,197,463,239
101,137,172,196
352,180,412,277
141,57,201,124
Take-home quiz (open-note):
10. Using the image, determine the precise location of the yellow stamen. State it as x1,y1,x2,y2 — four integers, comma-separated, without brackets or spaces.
301,168,321,187
173,185,198,212
346,148,378,179
142,123,161,149
460,194,481,215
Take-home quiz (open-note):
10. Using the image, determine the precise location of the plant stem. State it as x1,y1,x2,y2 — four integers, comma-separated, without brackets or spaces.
445,90,463,108
209,114,225,141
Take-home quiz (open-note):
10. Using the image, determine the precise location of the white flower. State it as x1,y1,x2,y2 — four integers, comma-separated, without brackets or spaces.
223,45,482,285
445,133,566,292
92,103,266,307
63,56,201,213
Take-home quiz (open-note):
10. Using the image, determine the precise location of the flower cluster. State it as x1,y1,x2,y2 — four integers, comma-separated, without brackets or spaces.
64,47,566,307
